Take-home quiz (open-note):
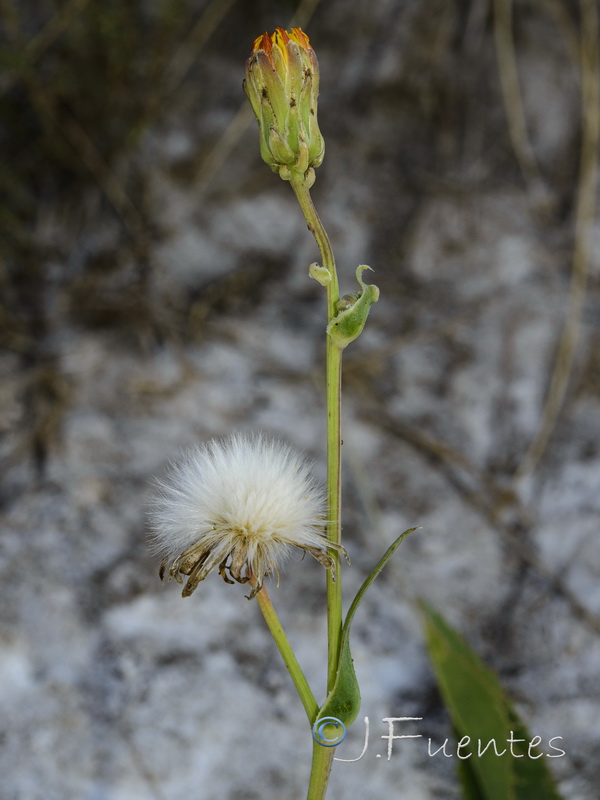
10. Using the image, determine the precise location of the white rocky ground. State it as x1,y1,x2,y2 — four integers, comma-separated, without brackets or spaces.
2,1,599,798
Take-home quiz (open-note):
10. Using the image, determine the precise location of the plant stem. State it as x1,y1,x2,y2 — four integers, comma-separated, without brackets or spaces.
306,739,335,800
290,177,344,800
290,178,343,692
324,331,342,688
291,184,340,304
255,583,319,723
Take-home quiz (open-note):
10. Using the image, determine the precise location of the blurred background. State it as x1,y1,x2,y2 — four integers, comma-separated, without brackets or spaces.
1,0,599,797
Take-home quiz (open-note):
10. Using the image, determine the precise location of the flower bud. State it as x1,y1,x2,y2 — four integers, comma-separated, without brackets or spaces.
244,27,325,187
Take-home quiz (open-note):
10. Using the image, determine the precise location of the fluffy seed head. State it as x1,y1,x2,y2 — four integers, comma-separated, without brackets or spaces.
149,434,339,598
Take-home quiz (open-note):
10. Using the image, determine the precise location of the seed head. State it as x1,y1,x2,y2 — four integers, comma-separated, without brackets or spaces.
149,434,340,599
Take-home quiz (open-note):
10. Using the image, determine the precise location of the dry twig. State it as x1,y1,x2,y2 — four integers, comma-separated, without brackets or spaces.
516,0,599,478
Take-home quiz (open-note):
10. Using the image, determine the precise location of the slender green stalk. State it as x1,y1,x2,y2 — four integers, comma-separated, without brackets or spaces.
255,583,319,723
324,333,342,687
290,178,343,691
306,739,335,800
290,177,344,800
290,182,340,303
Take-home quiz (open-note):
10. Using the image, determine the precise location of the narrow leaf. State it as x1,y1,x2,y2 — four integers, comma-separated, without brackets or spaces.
456,731,486,800
421,604,563,800
317,528,418,727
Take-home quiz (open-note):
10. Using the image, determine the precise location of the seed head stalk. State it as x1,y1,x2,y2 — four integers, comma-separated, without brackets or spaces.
254,581,319,723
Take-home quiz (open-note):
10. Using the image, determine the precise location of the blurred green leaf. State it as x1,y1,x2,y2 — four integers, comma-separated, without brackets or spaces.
422,604,563,800
456,730,485,800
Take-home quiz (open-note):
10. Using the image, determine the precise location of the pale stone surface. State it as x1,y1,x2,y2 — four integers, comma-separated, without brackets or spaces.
2,1,599,798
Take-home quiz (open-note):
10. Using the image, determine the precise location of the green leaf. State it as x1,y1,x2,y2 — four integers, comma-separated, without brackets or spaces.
315,624,361,728
317,528,418,728
456,738,486,800
421,604,564,800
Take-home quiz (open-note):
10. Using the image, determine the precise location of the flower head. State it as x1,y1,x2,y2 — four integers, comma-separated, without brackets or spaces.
149,434,339,599
244,27,324,187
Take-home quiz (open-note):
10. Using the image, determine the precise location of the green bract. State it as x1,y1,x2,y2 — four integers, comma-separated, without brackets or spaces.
327,265,380,350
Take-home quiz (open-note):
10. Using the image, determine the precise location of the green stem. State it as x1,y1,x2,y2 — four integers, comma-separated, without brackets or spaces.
256,584,319,723
289,180,339,310
306,739,335,800
290,178,343,691
324,332,342,688
290,177,344,800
